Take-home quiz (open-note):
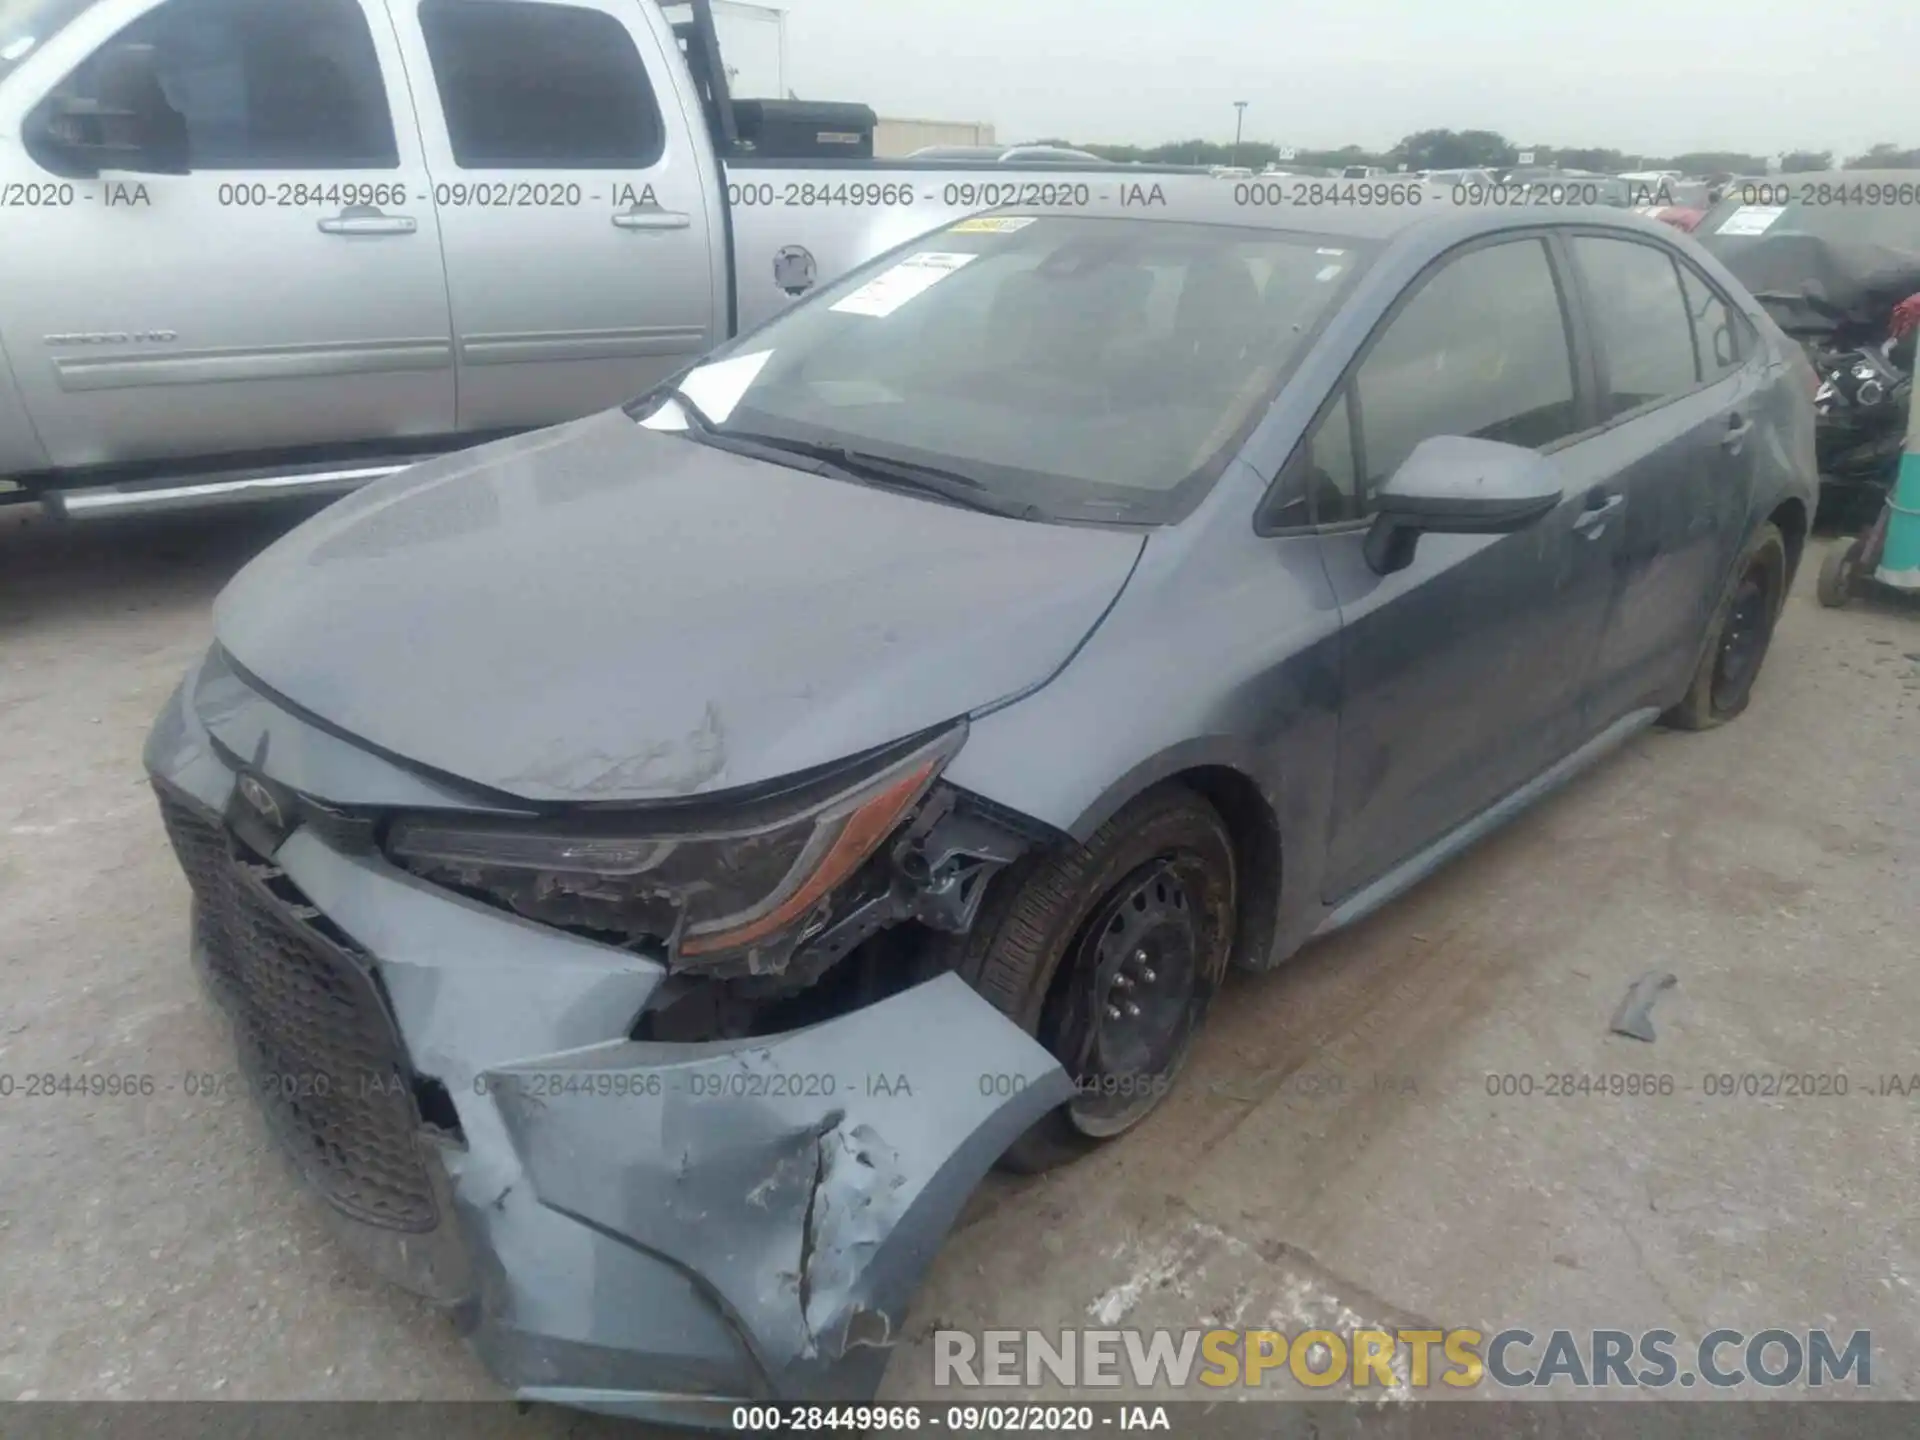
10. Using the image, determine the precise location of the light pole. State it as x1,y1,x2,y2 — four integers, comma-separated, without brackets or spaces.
1232,101,1248,168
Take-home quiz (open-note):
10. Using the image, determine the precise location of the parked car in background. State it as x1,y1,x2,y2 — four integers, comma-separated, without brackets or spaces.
147,192,1814,1421
909,144,1111,165
0,0,1171,520
1636,204,1708,233
996,144,1111,165
1467,170,1635,207
1423,167,1499,188
903,143,1005,161
1632,178,1713,233
1697,170,1920,523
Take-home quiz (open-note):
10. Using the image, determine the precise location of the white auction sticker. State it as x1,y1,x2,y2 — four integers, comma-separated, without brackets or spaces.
1715,204,1786,237
831,252,978,318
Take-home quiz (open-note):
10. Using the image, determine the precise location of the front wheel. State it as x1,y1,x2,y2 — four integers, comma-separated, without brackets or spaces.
1662,522,1788,730
950,786,1237,1173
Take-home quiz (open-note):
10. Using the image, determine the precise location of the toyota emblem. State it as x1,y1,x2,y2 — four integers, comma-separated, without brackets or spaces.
237,773,284,831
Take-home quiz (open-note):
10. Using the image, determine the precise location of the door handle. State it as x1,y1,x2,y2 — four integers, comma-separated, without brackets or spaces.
612,208,691,231
1720,414,1754,450
1572,491,1625,536
317,206,418,237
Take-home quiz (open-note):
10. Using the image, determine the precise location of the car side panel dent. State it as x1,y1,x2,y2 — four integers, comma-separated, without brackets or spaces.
487,974,1072,1401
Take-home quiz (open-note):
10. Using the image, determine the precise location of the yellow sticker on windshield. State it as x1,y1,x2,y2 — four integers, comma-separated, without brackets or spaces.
948,216,1037,233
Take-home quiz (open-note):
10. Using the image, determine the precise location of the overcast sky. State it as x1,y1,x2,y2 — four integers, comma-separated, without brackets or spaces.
763,0,1920,159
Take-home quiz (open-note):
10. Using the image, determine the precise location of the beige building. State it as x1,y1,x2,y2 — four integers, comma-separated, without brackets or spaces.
874,116,998,158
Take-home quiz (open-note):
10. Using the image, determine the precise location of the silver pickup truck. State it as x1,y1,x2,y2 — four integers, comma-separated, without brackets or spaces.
0,0,1220,518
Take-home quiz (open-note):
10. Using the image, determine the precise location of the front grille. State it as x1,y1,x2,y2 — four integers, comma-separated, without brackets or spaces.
156,785,439,1232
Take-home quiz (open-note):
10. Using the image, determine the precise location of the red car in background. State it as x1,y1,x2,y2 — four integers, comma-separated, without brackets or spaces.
1636,204,1707,233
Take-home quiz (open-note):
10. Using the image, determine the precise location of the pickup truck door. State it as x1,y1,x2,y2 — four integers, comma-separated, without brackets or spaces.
385,0,724,433
0,0,455,473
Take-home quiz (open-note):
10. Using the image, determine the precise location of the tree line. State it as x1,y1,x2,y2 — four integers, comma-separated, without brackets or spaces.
1025,130,1920,174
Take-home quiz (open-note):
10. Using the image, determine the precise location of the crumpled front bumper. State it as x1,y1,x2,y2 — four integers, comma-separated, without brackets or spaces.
144,662,1072,1423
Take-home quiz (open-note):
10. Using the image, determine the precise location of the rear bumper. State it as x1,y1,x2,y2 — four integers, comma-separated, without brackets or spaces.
144,668,1072,1421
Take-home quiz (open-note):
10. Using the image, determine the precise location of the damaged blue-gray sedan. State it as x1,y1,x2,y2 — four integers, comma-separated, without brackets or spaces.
146,194,1816,1420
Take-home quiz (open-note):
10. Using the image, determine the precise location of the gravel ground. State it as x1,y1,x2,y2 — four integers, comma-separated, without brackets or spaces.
1,502,1917,1420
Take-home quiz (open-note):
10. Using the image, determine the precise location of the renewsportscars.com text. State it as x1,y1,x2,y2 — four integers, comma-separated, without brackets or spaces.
933,1327,1873,1391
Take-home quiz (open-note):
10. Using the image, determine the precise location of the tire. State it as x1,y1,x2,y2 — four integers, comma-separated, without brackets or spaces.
1815,538,1861,609
1662,522,1788,731
950,785,1237,1174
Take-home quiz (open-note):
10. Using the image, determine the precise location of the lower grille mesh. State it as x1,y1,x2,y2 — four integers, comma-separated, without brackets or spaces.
156,785,438,1232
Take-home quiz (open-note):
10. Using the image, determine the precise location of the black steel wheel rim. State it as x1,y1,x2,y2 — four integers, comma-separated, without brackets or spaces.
1056,857,1209,1138
1711,569,1771,713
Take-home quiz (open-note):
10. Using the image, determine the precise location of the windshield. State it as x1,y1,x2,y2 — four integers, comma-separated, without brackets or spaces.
0,0,97,83
640,215,1371,524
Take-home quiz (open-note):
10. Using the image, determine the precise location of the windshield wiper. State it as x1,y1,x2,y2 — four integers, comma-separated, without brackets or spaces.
722,436,1042,521
634,389,864,480
631,391,1041,519
662,387,716,432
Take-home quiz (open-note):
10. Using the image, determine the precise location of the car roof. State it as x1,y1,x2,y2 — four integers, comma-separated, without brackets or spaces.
972,188,1685,245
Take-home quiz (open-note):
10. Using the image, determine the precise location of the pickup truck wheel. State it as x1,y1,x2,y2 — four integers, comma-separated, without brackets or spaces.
951,786,1236,1174
1662,522,1787,731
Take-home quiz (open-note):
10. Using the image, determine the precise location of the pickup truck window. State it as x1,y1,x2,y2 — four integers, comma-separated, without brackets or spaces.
660,216,1371,525
417,0,664,168
37,0,397,169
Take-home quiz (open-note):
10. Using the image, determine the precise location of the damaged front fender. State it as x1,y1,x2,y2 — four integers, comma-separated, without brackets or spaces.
155,683,1074,1418
485,974,1072,1405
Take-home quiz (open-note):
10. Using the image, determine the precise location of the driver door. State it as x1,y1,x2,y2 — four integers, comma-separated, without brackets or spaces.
0,0,453,471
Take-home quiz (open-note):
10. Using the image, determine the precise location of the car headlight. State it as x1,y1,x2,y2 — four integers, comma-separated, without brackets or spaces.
384,727,963,975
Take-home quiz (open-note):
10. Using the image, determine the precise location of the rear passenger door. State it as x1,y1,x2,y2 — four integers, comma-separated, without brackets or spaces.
1303,234,1626,902
1563,233,1761,724
387,0,722,433
0,0,453,471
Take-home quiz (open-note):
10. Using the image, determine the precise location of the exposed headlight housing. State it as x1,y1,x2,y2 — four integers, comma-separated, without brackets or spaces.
385,727,963,977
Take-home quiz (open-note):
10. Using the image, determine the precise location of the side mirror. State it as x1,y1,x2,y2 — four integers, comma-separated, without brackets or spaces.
1362,436,1563,575
28,42,189,177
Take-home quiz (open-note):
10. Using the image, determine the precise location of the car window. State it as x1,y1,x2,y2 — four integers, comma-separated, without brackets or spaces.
647,216,1372,526
39,0,396,169
1264,389,1358,531
1677,262,1743,379
418,0,664,168
1327,237,1577,521
1572,236,1700,417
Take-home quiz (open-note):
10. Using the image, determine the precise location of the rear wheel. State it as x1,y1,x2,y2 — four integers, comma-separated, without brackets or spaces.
951,786,1236,1173
1662,522,1788,730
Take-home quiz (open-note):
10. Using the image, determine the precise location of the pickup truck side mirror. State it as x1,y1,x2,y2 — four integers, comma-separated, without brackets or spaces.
28,42,190,178
1362,435,1564,575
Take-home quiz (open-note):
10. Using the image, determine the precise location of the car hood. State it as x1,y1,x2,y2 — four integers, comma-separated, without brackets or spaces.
212,410,1145,804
